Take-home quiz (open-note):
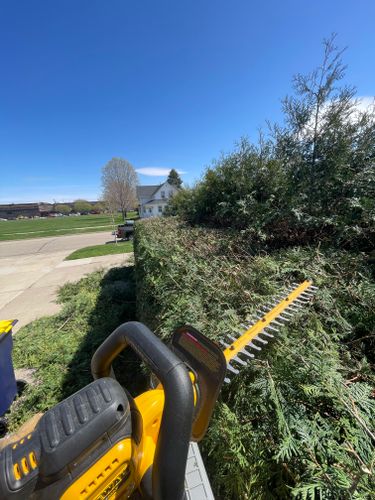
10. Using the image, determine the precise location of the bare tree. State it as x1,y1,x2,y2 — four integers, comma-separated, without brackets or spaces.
101,158,138,220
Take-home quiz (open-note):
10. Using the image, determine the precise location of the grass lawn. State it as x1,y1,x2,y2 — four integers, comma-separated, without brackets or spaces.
65,240,133,260
9,266,140,430
0,212,138,241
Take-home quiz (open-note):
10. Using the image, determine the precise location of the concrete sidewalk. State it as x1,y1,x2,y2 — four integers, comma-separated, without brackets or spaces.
0,253,132,331
0,233,133,331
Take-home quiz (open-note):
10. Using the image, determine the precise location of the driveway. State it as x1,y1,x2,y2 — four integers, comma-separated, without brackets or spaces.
0,232,132,331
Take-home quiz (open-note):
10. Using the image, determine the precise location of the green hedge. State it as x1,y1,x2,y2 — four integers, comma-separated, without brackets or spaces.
134,217,375,499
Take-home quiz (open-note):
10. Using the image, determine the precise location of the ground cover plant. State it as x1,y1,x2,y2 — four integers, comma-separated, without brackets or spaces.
8,265,139,430
0,212,138,241
135,217,375,499
65,240,133,260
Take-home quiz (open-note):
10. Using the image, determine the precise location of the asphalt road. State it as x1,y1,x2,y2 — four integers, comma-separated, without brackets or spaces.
0,232,132,331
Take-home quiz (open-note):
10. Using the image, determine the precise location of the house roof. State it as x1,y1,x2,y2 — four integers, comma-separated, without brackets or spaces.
137,181,179,204
136,185,160,199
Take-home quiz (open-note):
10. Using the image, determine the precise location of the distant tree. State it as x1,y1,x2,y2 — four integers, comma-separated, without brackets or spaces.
167,169,182,188
73,199,93,214
164,187,197,218
273,34,375,247
55,204,71,215
101,157,138,220
94,201,106,213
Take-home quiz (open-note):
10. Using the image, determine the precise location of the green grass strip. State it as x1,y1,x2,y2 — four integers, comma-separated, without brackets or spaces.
0,212,138,241
65,240,133,260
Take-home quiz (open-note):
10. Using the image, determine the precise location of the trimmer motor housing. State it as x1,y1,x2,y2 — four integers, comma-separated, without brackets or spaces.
0,378,140,499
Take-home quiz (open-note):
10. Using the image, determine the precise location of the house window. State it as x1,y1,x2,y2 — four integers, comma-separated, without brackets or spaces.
158,205,163,213
161,191,165,199
148,207,152,213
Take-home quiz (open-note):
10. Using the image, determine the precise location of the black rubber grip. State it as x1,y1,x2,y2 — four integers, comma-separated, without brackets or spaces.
91,321,194,500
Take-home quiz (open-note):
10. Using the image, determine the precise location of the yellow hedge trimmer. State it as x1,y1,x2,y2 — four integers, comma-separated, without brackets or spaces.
0,281,317,500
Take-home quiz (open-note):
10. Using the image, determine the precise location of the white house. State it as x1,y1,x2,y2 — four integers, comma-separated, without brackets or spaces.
136,180,179,218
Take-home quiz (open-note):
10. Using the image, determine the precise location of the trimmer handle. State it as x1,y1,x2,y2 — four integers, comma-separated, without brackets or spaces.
91,321,194,500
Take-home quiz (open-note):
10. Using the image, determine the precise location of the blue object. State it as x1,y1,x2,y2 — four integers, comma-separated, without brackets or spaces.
0,328,17,416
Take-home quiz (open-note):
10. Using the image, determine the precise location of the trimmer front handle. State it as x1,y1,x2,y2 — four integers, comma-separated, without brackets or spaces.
91,321,194,500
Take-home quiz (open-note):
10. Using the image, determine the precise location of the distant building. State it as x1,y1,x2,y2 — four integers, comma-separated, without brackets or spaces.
0,201,106,219
136,181,179,218
0,202,54,219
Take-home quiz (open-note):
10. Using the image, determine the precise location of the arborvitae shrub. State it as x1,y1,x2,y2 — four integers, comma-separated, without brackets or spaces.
135,217,375,499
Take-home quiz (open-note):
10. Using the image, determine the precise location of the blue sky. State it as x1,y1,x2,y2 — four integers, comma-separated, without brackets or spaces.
1,0,374,203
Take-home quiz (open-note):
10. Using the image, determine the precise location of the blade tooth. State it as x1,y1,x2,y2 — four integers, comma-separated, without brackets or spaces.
253,335,268,345
274,294,287,300
271,296,284,302
271,319,284,327
226,333,238,342
260,330,274,338
247,341,262,351
277,297,289,304
219,339,231,348
240,348,255,359
264,303,277,311
224,377,231,384
295,298,309,304
265,325,279,332
240,322,252,330
288,301,301,308
232,355,248,366
280,313,292,320
281,310,294,318
291,282,300,287
227,363,240,375
236,328,249,340
254,312,265,318
244,345,259,357
308,285,318,290
261,305,272,312
300,292,314,298
289,303,303,310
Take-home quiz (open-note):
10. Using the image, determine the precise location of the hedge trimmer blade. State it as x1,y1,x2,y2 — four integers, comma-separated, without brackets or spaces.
220,280,317,383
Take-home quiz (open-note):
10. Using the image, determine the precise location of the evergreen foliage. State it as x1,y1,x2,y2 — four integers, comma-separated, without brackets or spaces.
166,37,375,251
135,217,375,499
167,168,183,188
